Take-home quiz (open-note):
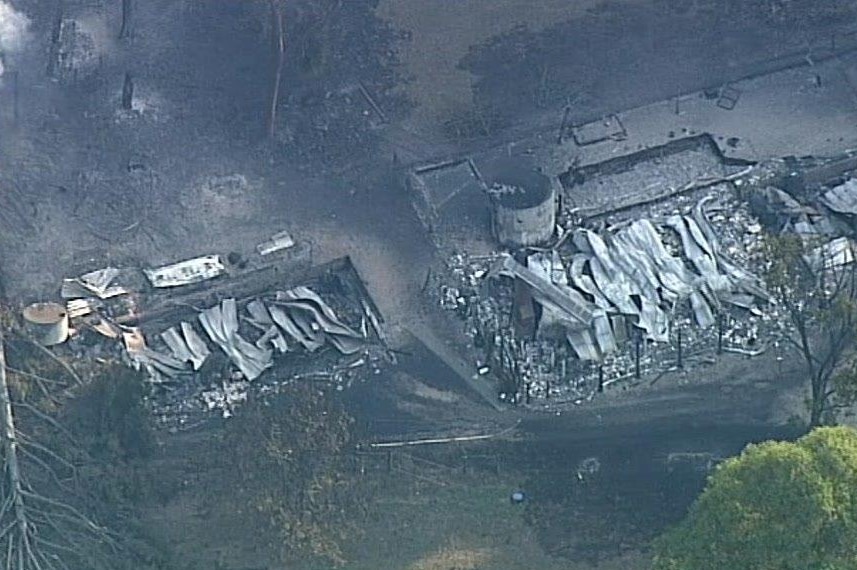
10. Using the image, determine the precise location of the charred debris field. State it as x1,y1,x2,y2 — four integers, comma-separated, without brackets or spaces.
2,1,857,569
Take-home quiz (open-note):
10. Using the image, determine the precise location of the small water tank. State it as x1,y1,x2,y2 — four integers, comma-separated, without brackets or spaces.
22,303,69,346
489,163,556,247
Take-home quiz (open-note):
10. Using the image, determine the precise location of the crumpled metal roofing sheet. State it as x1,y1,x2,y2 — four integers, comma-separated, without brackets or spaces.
62,267,128,299
276,286,362,340
569,255,613,309
145,255,225,288
807,237,856,271
161,324,209,370
246,300,273,326
821,179,857,215
199,299,272,380
666,215,730,293
566,328,600,361
181,322,211,367
497,254,595,325
269,305,323,351
256,230,296,256
621,220,693,301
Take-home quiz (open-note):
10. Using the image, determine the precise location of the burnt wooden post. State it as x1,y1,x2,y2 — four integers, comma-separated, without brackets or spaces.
268,1,286,139
12,71,19,124
121,72,134,110
597,365,604,393
634,331,642,379
677,327,683,369
717,313,724,354
119,0,132,39
557,106,570,145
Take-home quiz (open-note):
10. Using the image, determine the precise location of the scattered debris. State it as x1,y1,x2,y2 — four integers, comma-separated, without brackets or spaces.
39,253,386,427
438,185,787,404
62,267,128,299
199,298,272,381
806,237,857,271
576,457,601,480
821,178,857,216
570,114,627,146
257,230,296,256
144,255,225,288
91,318,121,339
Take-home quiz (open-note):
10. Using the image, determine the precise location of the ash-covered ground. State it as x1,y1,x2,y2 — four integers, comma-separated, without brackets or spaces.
2,1,857,568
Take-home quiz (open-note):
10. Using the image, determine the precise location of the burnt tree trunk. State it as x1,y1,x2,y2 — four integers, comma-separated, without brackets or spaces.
122,72,134,110
119,0,132,39
268,2,286,139
0,332,34,569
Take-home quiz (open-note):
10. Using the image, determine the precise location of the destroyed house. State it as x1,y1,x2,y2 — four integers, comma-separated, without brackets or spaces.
59,255,387,423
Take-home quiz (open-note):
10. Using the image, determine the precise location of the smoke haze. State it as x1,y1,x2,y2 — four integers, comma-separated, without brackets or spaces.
0,2,30,75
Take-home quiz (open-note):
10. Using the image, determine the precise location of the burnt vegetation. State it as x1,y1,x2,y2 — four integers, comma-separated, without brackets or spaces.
219,384,365,566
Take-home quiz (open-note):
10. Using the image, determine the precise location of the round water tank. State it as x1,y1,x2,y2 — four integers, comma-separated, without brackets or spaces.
22,303,69,346
489,164,556,247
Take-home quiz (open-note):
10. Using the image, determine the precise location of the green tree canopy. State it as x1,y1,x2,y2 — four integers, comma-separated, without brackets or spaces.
653,426,857,570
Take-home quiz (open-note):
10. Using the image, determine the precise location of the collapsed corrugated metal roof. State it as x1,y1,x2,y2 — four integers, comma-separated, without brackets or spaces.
495,254,596,325
573,229,669,341
62,267,129,299
492,198,769,362
124,328,188,382
807,237,857,271
57,256,383,423
821,179,857,215
144,255,225,288
124,286,368,384
272,286,366,355
199,298,273,381
161,323,210,371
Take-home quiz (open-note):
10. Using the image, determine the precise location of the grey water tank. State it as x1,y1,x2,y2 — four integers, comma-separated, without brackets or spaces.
489,164,556,247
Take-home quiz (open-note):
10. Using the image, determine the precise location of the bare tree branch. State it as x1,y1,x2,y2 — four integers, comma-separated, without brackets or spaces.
268,0,286,139
0,328,115,570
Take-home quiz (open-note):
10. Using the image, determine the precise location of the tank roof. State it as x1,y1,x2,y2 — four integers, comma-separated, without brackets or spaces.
489,163,552,209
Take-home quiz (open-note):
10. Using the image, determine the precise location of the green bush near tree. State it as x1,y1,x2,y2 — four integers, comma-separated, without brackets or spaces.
654,426,857,570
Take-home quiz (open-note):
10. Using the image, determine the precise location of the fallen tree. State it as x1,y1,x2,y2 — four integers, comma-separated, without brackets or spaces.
0,327,116,570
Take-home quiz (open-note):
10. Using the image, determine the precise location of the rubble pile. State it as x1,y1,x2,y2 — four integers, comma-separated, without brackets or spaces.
49,18,100,82
440,191,790,404
52,252,386,427
563,140,727,217
133,287,381,423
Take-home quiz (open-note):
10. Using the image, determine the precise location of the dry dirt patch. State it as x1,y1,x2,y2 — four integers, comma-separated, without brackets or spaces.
407,543,492,570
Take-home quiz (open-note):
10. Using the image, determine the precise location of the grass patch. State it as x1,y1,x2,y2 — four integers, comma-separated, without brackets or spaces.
298,474,649,570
